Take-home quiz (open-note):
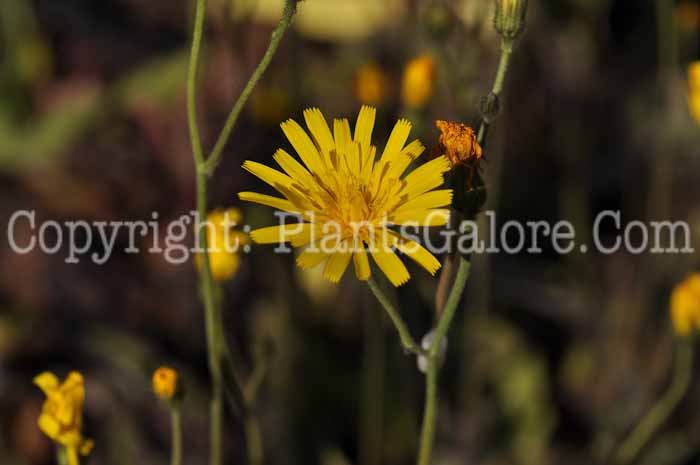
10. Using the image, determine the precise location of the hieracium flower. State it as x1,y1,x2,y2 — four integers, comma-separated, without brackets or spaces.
355,62,389,106
688,61,700,126
195,208,248,282
401,55,436,109
239,106,452,286
152,366,179,401
670,273,700,336
34,371,93,465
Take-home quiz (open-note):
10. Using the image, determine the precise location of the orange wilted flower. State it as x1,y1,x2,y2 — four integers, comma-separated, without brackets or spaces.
435,120,482,167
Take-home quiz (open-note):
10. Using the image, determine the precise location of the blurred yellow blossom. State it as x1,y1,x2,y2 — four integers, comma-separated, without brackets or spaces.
195,208,248,282
239,106,451,286
401,55,436,109
689,62,700,126
670,273,700,336
34,371,93,465
152,366,179,401
355,63,389,105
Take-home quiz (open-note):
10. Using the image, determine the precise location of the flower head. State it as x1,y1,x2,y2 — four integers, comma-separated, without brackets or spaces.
34,371,93,465
152,366,179,401
689,62,700,126
401,56,436,109
494,0,528,41
195,208,248,282
671,273,700,336
355,62,389,106
239,106,452,286
435,120,482,167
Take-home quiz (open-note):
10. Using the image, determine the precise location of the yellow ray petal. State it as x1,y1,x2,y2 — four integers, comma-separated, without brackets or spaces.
323,245,353,283
390,209,450,226
333,118,352,157
386,139,425,178
370,246,410,286
238,191,299,213
242,160,294,191
273,148,316,187
379,118,411,165
250,223,316,246
34,372,59,394
401,156,451,197
296,244,329,269
304,108,335,155
393,189,453,214
281,118,325,173
389,232,441,275
354,105,376,157
353,244,371,280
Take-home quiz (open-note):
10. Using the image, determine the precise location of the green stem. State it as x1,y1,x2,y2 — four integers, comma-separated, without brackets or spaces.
171,406,183,465
56,446,70,465
418,34,515,465
614,340,694,465
416,257,470,465
367,277,424,355
202,0,297,174
187,1,224,465
244,415,264,465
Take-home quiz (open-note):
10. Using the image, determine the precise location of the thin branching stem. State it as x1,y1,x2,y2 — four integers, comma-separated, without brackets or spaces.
367,277,425,355
202,0,297,174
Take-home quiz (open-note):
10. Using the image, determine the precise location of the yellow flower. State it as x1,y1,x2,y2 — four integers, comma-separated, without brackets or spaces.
34,371,93,465
238,106,452,286
689,62,700,126
355,63,389,105
670,273,700,336
401,56,436,109
195,208,248,282
435,120,482,167
152,367,179,401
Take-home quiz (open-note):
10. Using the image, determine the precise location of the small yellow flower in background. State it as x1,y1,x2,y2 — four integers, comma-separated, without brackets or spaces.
152,366,179,401
195,208,248,282
688,62,700,126
670,273,700,336
435,120,483,167
34,371,93,465
355,62,389,106
401,55,436,109
239,106,452,286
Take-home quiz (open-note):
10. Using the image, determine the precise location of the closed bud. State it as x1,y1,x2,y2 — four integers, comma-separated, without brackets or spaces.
494,0,528,41
152,366,182,402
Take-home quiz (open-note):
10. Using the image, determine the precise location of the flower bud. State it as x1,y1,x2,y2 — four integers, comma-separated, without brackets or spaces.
493,0,528,41
152,366,180,401
670,273,700,337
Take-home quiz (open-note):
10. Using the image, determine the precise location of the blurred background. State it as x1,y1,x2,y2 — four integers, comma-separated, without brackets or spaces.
2,0,700,464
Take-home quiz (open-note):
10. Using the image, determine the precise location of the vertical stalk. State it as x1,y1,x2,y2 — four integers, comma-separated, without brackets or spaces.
171,406,183,465
614,340,693,464
187,1,224,465
417,37,515,465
